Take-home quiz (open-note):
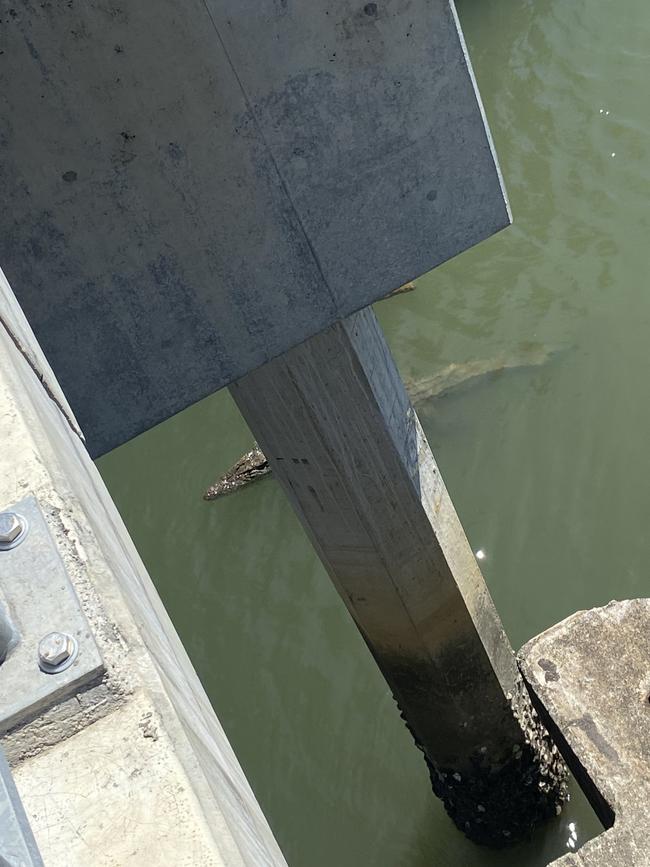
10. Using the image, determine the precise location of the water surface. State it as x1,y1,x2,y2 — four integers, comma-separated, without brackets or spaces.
99,1,650,862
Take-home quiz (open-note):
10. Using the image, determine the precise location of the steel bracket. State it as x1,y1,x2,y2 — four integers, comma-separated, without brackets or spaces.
0,496,103,733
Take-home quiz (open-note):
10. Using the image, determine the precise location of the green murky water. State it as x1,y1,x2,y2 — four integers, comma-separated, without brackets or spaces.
98,0,650,863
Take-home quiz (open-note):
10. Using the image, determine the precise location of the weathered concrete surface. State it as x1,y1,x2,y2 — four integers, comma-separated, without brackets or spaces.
0,268,286,864
231,307,567,846
0,748,43,867
519,599,650,866
14,693,223,866
0,0,508,456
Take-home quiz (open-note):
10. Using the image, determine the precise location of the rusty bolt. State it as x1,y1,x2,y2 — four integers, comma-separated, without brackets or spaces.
38,632,77,672
0,512,25,548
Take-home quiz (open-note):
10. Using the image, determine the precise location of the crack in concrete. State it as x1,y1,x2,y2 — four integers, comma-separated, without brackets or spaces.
0,313,84,444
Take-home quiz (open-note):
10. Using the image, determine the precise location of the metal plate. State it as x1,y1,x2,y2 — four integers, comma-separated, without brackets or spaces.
0,497,103,733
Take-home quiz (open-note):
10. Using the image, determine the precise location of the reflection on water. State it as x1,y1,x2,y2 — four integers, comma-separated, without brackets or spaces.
99,0,650,863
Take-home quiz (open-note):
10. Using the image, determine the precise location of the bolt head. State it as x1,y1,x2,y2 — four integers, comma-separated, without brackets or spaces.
0,512,24,545
38,632,75,668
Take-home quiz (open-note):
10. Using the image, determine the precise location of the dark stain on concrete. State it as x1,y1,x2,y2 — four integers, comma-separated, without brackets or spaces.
260,67,417,192
571,713,620,763
364,3,378,16
20,209,67,264
537,657,560,682
23,35,49,80
70,22,90,41
306,485,325,512
114,150,136,166
99,5,128,23
167,141,184,164
62,170,77,183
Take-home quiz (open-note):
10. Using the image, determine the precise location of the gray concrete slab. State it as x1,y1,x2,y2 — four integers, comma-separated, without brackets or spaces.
0,0,508,456
518,599,650,865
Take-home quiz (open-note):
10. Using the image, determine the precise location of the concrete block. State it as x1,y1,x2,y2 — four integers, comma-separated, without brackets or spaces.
519,599,650,865
13,692,223,866
0,0,508,455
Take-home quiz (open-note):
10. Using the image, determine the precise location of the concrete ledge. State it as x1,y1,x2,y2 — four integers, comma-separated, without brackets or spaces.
0,268,286,865
518,599,650,866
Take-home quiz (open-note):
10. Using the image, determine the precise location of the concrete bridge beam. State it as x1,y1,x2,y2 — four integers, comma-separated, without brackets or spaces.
231,306,568,845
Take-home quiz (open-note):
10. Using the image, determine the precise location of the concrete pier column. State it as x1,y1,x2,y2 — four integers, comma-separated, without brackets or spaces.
230,307,567,845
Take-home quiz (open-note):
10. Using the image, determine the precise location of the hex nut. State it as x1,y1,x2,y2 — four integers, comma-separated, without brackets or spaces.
0,512,25,547
38,632,77,673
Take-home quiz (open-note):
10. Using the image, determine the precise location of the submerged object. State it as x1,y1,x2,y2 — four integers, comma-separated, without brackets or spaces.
404,342,565,403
